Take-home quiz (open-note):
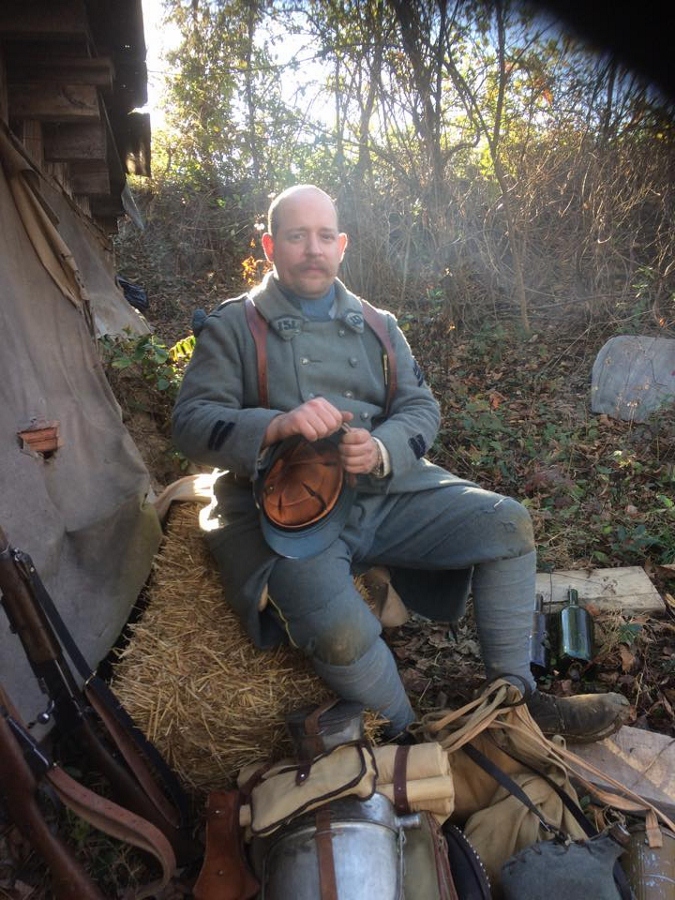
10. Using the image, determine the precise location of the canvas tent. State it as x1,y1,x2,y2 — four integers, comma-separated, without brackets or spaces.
0,0,162,729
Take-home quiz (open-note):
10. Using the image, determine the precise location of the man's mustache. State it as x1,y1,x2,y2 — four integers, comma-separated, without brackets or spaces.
298,263,330,273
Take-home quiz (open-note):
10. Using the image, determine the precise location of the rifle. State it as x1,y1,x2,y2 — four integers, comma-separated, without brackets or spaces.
0,524,199,866
0,688,105,900
0,682,176,899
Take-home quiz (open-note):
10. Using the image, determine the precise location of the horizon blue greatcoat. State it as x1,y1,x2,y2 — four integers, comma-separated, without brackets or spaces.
171,273,475,649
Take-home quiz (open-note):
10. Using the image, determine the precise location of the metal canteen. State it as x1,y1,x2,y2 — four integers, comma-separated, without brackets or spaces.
249,793,418,900
623,825,675,898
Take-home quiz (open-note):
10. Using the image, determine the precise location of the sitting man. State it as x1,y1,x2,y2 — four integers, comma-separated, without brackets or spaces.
171,184,629,743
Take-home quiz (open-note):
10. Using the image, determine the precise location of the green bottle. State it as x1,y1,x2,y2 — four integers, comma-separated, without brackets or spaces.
557,588,594,664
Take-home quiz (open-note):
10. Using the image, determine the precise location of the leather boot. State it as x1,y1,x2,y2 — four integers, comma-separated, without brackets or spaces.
527,689,630,744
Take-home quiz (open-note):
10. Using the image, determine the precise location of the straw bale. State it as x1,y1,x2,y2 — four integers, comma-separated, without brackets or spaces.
112,502,381,795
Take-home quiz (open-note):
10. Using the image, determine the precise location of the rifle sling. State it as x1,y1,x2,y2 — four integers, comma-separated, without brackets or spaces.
13,547,190,831
244,295,398,414
48,765,176,896
1,684,176,898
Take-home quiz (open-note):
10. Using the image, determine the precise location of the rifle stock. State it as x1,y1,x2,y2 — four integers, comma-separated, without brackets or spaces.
0,700,106,900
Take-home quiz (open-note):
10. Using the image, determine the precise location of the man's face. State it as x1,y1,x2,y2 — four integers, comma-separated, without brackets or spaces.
262,189,348,299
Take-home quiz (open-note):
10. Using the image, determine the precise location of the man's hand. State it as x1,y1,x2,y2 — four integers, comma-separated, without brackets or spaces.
339,427,380,475
263,397,353,446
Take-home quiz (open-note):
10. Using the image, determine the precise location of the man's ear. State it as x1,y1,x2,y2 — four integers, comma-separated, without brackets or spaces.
338,232,348,260
261,232,274,262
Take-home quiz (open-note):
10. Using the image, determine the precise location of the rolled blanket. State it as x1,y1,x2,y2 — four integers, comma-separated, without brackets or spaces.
373,742,450,783
378,777,455,818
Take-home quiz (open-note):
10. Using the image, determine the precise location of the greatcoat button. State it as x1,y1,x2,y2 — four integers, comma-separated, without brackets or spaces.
344,390,354,398
360,411,370,420
300,357,309,365
349,357,358,367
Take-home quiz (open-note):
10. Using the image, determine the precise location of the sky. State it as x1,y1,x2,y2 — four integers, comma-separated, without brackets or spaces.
140,0,180,127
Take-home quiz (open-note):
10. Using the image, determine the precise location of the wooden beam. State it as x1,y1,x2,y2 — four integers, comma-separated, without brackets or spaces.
8,58,115,90
535,567,664,615
8,83,99,123
0,0,88,41
90,196,124,220
571,725,675,819
69,161,110,196
43,123,107,162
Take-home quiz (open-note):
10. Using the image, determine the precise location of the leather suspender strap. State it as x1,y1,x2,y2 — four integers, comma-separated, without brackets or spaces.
243,294,398,414
244,296,269,408
360,299,398,416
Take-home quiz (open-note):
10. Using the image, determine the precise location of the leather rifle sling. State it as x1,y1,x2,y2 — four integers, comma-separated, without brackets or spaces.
12,546,192,839
244,295,397,413
0,683,176,899
48,766,177,898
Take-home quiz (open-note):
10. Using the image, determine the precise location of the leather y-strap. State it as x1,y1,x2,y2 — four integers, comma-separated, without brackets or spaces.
244,296,270,408
244,295,397,413
360,298,398,416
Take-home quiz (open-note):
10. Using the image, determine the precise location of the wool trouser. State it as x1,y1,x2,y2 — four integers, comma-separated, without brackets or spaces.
267,483,536,737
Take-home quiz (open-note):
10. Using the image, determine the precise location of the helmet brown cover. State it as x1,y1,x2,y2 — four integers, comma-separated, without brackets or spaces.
260,437,343,529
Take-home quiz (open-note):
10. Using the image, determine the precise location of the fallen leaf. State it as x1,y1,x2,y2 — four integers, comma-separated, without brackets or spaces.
619,644,636,672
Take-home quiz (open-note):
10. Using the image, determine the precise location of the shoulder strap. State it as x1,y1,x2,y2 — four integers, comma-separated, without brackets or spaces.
243,294,397,414
244,296,269,408
360,299,398,416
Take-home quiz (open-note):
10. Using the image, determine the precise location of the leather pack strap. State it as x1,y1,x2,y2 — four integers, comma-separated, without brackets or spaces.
244,296,269,408
392,744,411,815
315,806,339,900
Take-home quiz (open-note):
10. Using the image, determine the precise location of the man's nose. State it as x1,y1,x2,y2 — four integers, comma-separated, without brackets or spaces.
305,233,322,254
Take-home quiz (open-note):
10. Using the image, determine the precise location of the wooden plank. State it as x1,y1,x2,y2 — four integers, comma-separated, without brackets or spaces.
69,161,110,196
570,725,675,820
8,58,115,90
44,123,107,162
535,567,664,614
18,119,43,167
0,0,88,40
0,50,8,124
8,83,99,123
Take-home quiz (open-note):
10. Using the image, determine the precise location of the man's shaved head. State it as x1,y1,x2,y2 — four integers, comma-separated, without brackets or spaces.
268,185,339,236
